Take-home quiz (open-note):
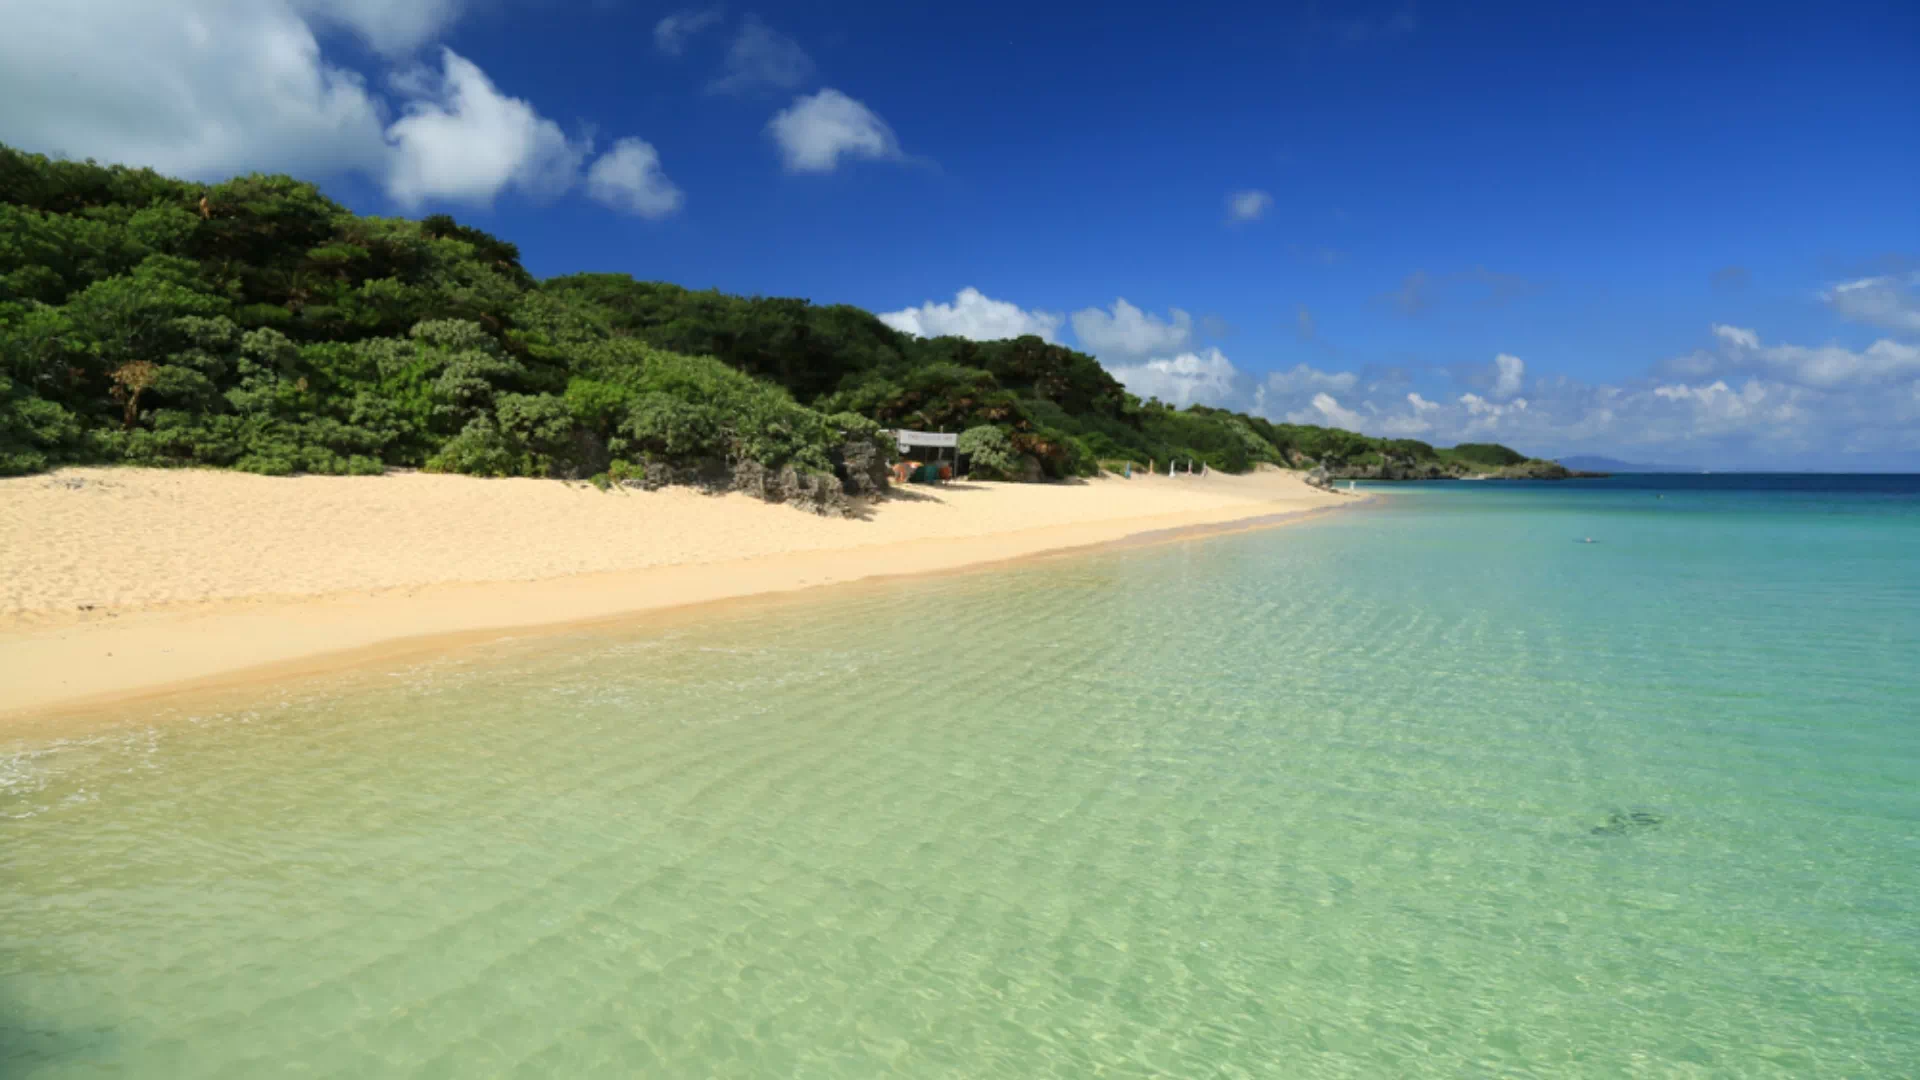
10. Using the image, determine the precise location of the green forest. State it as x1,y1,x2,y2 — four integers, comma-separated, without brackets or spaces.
1,144,1566,503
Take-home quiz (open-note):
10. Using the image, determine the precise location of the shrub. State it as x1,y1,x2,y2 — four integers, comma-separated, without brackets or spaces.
0,143,1545,491
958,425,1018,480
425,416,534,477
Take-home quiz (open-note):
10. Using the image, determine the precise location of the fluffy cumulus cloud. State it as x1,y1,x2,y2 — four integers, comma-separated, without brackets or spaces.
878,288,1064,342
1070,299,1194,359
1106,349,1243,408
767,89,903,173
584,137,684,219
1287,392,1366,429
1226,189,1273,223
385,49,588,207
1376,392,1440,436
1232,329,1920,467
708,15,814,95
0,0,680,215
1687,325,1920,389
0,1,390,181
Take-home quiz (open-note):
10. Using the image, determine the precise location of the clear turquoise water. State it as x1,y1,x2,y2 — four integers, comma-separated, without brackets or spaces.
5,477,1918,1077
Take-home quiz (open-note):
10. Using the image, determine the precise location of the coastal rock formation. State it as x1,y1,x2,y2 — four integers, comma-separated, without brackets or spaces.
1498,459,1608,480
626,456,854,516
1320,457,1606,482
1304,466,1334,490
730,460,851,516
832,438,891,498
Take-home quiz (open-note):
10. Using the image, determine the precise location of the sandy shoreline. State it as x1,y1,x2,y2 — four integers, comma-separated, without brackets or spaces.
2,466,1362,722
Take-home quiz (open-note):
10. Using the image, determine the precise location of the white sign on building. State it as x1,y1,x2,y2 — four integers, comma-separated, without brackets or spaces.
893,430,959,450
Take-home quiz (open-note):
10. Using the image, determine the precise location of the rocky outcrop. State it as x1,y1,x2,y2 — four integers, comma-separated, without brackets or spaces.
729,460,851,516
831,437,891,498
1319,456,1607,482
1492,459,1608,480
624,456,853,516
1323,458,1456,481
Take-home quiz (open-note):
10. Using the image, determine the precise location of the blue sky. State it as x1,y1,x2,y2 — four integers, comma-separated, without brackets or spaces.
3,0,1917,467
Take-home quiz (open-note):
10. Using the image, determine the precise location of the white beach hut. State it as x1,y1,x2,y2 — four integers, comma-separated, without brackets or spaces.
892,429,959,483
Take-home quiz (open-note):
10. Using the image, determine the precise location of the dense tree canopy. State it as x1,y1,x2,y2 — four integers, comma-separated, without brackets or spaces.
1,144,1548,487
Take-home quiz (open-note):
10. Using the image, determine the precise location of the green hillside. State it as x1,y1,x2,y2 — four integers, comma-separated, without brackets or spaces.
1,145,1570,501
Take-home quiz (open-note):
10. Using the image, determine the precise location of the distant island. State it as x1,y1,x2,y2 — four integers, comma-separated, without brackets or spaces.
0,144,1590,510
1313,447,1605,484
1555,455,1690,473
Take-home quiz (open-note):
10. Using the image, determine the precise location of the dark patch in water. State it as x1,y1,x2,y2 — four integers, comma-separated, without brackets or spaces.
1591,809,1664,836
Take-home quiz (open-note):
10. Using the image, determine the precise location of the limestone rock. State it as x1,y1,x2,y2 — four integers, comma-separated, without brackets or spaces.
831,438,891,497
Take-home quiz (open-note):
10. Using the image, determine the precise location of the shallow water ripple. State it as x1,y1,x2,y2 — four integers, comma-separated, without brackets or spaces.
5,483,1918,1076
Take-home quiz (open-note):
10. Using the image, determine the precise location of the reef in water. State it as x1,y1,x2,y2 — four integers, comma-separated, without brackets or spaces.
1591,809,1664,836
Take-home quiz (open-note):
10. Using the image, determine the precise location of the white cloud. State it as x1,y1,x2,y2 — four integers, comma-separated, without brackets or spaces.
1062,307,1920,467
0,0,390,181
1270,365,1855,467
1649,380,1805,436
0,1,676,215
1227,189,1273,223
866,287,1918,465
708,15,814,95
1286,393,1366,429
1458,392,1530,434
873,284,1920,466
385,48,588,207
1070,299,1194,359
1263,364,1358,396
1377,394,1436,436
1702,324,1920,389
878,288,1064,342
653,6,724,56
1823,274,1920,334
293,0,468,55
767,88,903,173
1248,364,1361,425
1756,339,1920,388
1492,353,1525,399
1106,349,1243,408
584,137,683,218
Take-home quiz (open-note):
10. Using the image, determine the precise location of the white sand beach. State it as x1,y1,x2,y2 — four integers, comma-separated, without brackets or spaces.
1,466,1357,719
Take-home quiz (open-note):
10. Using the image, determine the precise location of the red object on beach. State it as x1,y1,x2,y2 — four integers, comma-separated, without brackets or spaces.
938,464,952,481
